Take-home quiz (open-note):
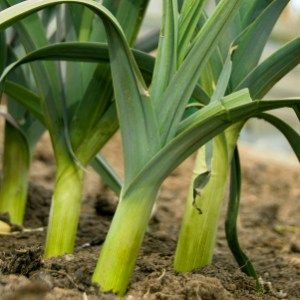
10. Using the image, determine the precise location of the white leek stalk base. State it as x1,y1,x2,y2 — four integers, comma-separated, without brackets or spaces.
0,168,29,225
44,162,83,257
0,123,30,225
92,186,158,296
174,136,229,271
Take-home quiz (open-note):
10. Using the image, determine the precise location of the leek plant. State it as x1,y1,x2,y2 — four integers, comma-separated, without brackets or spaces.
0,0,156,225
0,0,299,296
0,2,56,225
175,0,300,275
0,0,151,256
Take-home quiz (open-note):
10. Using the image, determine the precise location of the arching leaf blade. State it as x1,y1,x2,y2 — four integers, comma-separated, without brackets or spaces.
238,37,300,99
2,41,209,105
230,0,289,89
0,0,159,181
4,80,44,124
124,95,300,196
255,113,300,161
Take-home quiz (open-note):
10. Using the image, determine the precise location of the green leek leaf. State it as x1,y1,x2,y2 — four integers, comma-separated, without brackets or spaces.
238,38,300,99
158,0,241,143
178,0,207,63
256,113,300,161
125,94,300,196
151,0,178,106
210,52,232,103
225,147,261,287
4,80,44,124
1,41,209,105
91,155,122,196
230,0,289,89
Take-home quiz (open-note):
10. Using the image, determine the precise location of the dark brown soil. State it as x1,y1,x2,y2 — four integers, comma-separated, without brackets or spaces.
0,135,299,300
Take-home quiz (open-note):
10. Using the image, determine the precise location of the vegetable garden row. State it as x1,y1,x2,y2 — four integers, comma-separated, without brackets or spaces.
0,0,299,296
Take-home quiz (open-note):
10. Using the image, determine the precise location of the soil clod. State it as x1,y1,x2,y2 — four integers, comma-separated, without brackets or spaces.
1,247,42,276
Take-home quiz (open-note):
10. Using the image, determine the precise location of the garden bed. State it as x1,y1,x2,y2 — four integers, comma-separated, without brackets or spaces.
0,135,299,299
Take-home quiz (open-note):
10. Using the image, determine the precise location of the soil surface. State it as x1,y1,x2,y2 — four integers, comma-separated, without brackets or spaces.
0,134,299,299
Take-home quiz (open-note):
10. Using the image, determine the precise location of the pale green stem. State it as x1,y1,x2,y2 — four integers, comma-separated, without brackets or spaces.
174,135,228,271
0,123,30,225
44,160,83,257
92,186,159,296
174,123,243,271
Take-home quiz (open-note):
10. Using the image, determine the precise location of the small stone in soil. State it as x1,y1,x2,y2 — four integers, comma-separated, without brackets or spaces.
290,242,300,253
0,220,11,234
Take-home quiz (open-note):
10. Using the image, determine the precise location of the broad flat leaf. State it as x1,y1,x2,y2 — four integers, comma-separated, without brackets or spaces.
91,0,150,44
151,0,178,106
1,4,41,147
0,0,159,183
67,0,150,141
238,37,300,99
178,0,207,63
0,43,156,166
230,0,289,89
65,5,94,113
69,0,152,170
5,45,44,147
241,0,273,29
68,4,84,37
74,103,119,165
3,0,62,138
78,7,94,41
124,94,300,196
158,0,241,143
205,0,260,92
68,0,153,131
1,42,154,77
113,0,150,45
1,42,209,105
4,80,44,124
104,21,160,183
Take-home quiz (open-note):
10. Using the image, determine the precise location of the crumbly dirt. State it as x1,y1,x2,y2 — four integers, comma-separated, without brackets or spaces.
0,134,299,299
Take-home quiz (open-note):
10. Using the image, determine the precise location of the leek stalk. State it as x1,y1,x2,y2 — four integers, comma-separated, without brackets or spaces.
1,0,298,296
174,134,229,270
44,158,83,257
0,123,30,224
92,186,158,295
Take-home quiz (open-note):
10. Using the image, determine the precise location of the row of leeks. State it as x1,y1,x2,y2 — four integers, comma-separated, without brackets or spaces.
0,0,299,296
0,0,150,254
